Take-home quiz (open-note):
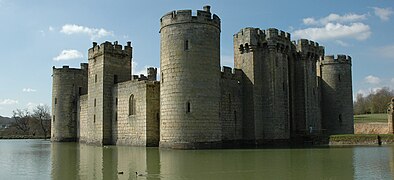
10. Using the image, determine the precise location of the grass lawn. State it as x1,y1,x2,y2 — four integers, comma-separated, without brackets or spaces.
354,113,387,123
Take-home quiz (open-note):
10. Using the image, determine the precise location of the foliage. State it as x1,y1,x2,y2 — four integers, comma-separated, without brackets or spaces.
11,105,51,138
353,87,394,114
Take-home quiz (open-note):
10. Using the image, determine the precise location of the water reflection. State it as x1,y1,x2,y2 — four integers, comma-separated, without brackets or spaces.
50,143,362,180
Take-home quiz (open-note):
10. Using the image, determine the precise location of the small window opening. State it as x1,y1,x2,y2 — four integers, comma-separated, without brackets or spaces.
93,114,96,123
338,114,343,124
53,115,55,122
115,112,117,122
115,98,118,105
184,40,189,50
114,75,118,84
129,94,136,115
54,98,57,105
161,72,164,83
94,99,96,107
239,44,244,54
338,74,341,82
78,87,82,95
186,101,191,113
95,74,97,83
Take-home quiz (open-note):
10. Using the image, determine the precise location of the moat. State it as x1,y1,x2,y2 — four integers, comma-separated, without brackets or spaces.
0,139,393,179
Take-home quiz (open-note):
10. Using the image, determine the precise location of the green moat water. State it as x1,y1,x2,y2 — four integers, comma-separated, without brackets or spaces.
0,139,393,180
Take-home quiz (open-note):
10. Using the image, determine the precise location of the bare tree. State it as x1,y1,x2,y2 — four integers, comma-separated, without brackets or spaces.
32,105,51,139
12,109,31,133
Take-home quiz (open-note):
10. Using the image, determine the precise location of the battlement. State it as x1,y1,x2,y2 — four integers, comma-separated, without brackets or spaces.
234,27,290,41
88,41,132,59
234,27,292,54
293,39,325,57
221,66,242,81
160,5,220,31
52,63,88,73
321,54,352,65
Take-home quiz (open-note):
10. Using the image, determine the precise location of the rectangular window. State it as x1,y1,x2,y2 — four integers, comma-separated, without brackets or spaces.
54,98,57,104
186,101,191,113
114,75,118,84
94,99,96,107
53,115,55,122
79,87,82,95
95,74,97,83
184,40,189,50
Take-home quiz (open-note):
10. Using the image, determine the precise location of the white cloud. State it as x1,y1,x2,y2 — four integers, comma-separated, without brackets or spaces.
378,45,394,59
364,75,381,84
373,7,393,21
60,24,114,40
26,102,44,112
49,26,54,31
335,40,349,47
302,13,367,25
22,88,36,92
293,22,371,41
0,99,18,105
53,49,83,61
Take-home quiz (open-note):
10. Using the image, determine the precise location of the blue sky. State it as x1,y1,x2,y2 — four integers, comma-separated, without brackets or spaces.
0,0,393,117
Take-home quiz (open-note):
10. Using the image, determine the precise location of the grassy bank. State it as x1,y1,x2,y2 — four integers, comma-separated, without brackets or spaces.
330,134,394,145
354,113,387,123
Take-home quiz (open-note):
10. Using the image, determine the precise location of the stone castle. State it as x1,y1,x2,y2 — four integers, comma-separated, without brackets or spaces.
51,6,354,149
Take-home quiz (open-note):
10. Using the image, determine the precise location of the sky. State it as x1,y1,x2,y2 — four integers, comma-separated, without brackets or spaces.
0,0,393,117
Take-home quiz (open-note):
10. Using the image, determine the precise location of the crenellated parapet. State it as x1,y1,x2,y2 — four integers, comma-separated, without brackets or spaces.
221,66,242,81
321,54,352,65
233,27,292,54
53,63,88,74
88,41,132,60
293,39,325,59
160,5,220,32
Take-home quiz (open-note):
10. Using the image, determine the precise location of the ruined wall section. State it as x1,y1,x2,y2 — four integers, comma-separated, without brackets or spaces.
112,80,159,146
51,63,88,142
319,55,353,135
293,39,324,135
85,41,132,145
220,67,243,141
160,6,222,148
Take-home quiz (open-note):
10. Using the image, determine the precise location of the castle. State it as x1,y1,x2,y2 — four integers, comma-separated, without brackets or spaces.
51,6,353,149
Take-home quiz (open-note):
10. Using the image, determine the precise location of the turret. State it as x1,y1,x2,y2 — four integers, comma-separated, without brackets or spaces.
51,63,88,142
159,6,221,149
147,67,157,81
319,55,353,135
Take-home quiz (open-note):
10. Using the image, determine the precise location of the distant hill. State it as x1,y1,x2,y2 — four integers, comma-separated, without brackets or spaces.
0,116,14,125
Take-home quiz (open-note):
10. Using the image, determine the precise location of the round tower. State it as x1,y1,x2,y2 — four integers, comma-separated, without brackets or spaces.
51,64,88,141
159,5,221,148
319,55,353,135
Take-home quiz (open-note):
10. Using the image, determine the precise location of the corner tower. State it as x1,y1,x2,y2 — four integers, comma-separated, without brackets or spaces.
85,41,132,145
159,6,221,148
51,64,88,141
319,55,353,135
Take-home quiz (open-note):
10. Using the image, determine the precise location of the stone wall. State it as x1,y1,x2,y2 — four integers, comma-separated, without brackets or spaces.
78,94,88,141
220,67,243,141
112,80,159,146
